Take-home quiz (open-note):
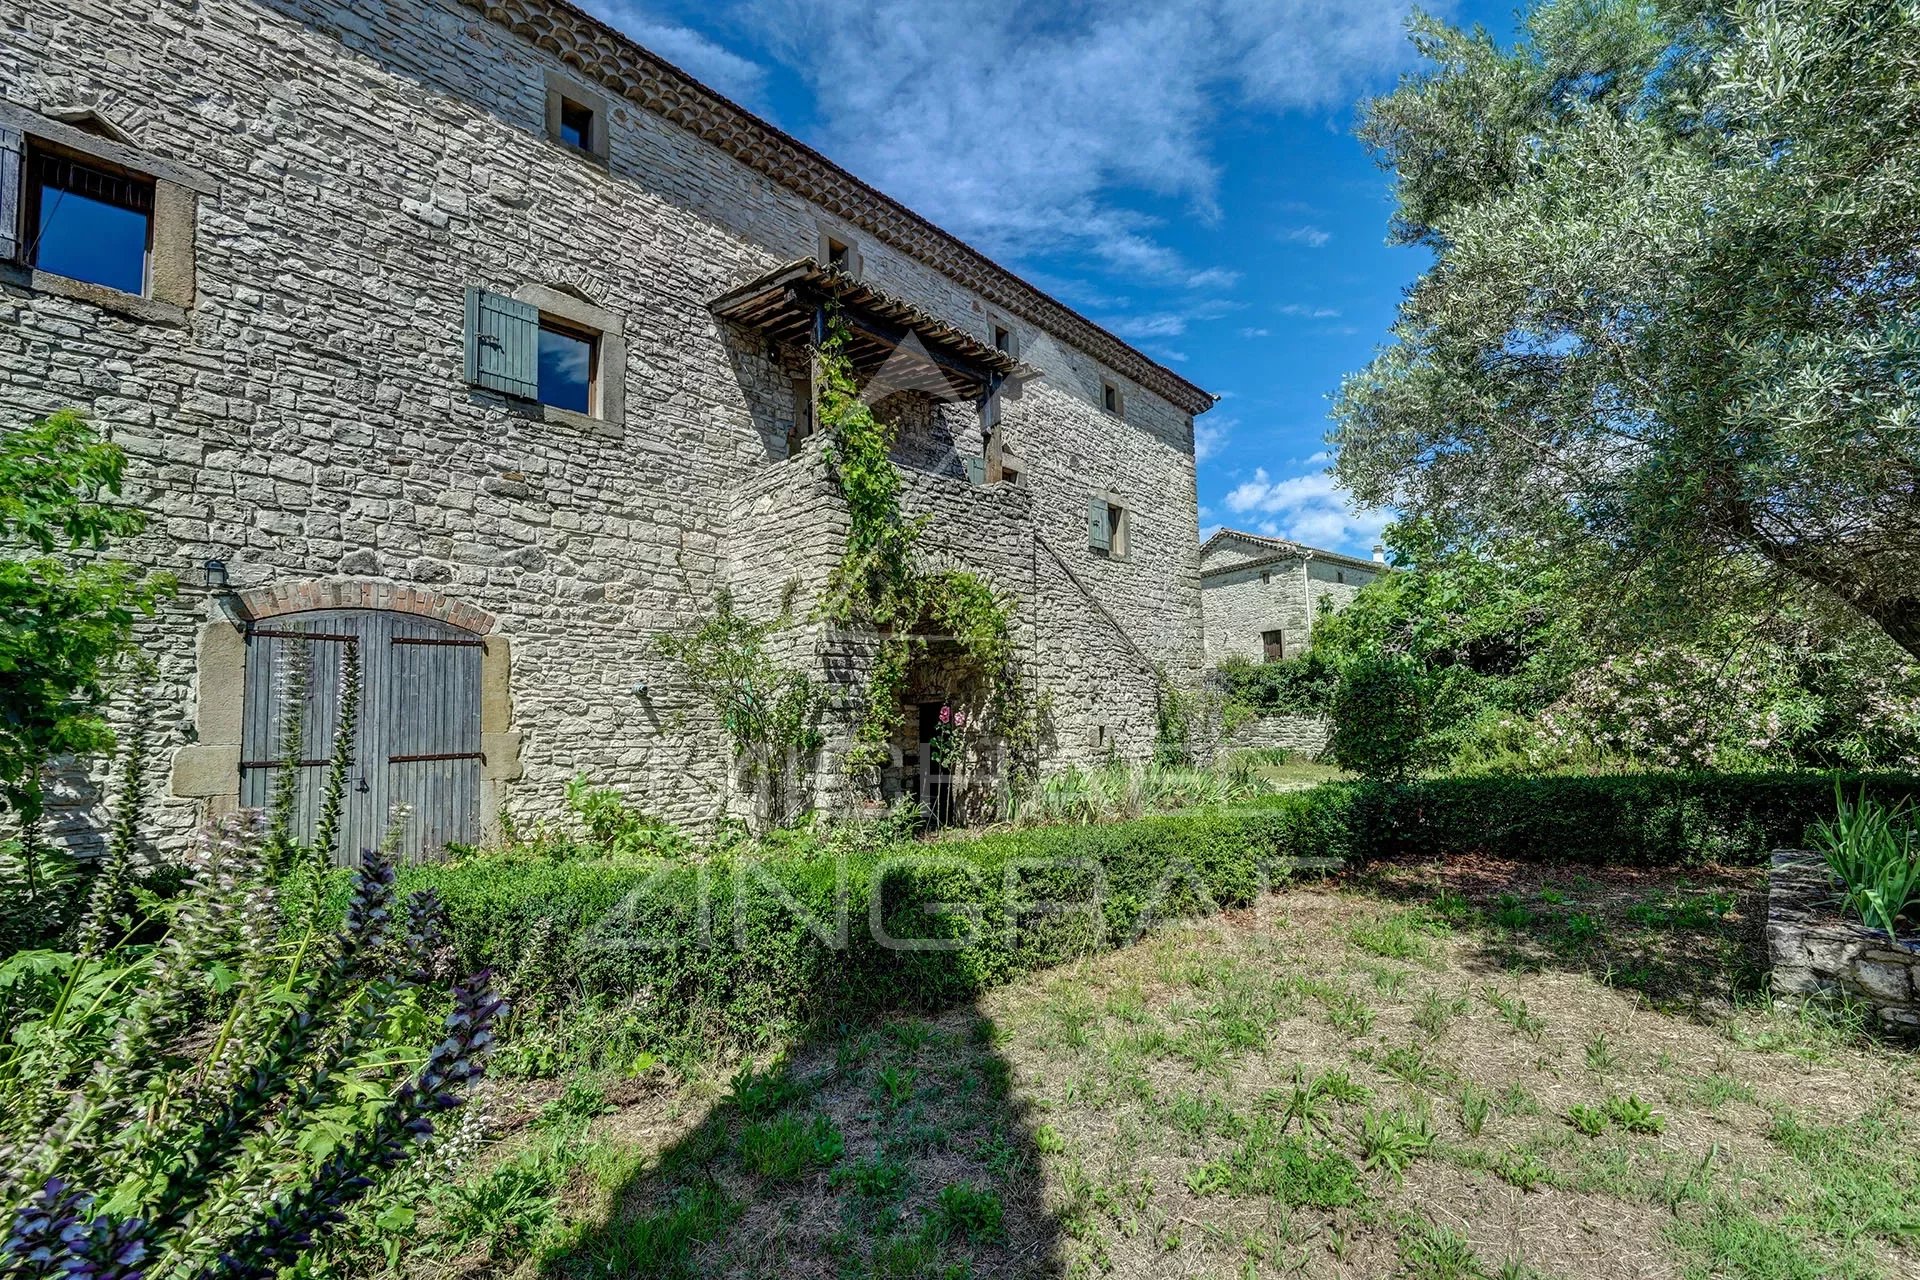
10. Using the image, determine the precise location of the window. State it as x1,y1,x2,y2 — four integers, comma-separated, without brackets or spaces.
1262,630,1285,663
537,318,597,414
1101,380,1125,419
544,71,610,163
557,98,595,153
1260,570,1271,585
825,236,852,270
1087,496,1129,558
23,144,154,295
1336,569,1347,584
992,323,1012,353
464,284,627,427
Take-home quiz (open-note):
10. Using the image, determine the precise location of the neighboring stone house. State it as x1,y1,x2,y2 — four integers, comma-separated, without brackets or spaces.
1200,529,1387,667
0,0,1215,856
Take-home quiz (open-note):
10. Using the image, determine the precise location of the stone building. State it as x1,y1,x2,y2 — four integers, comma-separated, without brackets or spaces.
0,0,1215,856
1199,529,1386,667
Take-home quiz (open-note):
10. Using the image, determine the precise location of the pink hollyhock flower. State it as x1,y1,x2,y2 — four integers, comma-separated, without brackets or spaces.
939,705,952,724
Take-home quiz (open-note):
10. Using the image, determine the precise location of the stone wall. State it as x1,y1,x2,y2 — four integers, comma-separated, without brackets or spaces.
1200,553,1380,667
1,0,1204,848
1767,849,1920,1036
1224,715,1330,760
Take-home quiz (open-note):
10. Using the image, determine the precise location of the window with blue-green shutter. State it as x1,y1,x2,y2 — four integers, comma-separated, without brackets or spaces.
962,454,986,485
1087,497,1110,552
464,287,539,400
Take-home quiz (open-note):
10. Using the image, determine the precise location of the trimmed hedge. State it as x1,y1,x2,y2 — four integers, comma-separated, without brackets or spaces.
407,771,1920,1051
1261,771,1920,868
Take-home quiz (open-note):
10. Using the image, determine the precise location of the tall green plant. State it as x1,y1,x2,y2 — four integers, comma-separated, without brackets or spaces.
812,317,1032,799
1810,789,1920,943
263,640,311,878
310,639,361,873
0,410,172,850
0,819,504,1280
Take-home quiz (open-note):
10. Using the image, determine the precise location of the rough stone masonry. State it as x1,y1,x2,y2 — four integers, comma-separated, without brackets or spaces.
0,0,1214,853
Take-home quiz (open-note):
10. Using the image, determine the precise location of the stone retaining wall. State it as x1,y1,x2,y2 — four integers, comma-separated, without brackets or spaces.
1225,714,1330,760
1767,848,1920,1035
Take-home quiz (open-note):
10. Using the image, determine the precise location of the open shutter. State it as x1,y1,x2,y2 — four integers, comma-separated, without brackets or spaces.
0,127,21,263
464,287,539,399
961,454,986,485
1087,497,1110,552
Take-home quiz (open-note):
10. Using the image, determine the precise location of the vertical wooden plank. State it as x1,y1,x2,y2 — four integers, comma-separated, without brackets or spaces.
0,127,21,265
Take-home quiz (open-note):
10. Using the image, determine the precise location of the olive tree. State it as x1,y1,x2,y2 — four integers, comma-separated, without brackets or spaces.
1335,0,1920,659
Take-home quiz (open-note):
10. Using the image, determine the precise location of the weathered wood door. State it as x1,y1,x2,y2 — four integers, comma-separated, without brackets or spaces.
240,609,483,863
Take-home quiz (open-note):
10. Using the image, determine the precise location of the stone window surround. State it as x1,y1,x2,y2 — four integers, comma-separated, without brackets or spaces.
0,99,213,325
513,283,628,437
169,579,523,824
1100,379,1127,420
542,69,612,165
816,221,863,277
1092,490,1131,561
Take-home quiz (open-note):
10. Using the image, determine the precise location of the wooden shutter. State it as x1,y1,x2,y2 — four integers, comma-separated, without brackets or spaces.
463,287,539,399
1087,497,1110,552
0,127,21,263
961,454,986,485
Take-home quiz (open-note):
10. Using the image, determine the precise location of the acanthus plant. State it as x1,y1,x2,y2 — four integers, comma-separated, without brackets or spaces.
0,815,505,1279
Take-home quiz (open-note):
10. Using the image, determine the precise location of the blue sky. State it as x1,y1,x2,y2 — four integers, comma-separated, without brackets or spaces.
580,0,1516,558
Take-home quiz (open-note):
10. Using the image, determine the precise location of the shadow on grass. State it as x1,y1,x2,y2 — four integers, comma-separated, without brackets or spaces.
536,998,1064,1279
1348,856,1773,1017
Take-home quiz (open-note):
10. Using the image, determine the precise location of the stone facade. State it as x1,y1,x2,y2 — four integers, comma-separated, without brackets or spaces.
1767,849,1920,1036
1,0,1211,850
1223,714,1331,760
1199,529,1385,667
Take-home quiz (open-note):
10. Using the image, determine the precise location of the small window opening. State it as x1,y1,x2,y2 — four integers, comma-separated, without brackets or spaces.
1262,630,1285,663
992,324,1011,352
557,98,595,152
825,236,852,270
1336,569,1347,584
1260,570,1271,585
24,145,154,296
537,317,598,415
1104,502,1126,557
1102,382,1120,415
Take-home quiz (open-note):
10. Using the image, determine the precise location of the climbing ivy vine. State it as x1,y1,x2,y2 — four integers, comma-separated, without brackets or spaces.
813,317,1037,793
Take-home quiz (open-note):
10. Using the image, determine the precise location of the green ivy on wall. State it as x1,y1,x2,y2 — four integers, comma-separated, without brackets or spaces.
813,316,1037,794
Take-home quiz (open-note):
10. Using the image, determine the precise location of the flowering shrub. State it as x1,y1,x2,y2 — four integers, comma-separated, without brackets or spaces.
927,703,969,769
0,816,504,1279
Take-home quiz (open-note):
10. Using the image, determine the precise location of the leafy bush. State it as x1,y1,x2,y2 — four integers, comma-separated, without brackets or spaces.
1810,789,1920,941
1211,651,1339,717
0,821,505,1279
1004,761,1272,826
0,410,173,838
397,771,1917,1056
1327,653,1438,780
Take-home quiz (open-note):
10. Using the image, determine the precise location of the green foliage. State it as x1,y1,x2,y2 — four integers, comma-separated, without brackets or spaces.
1810,788,1920,940
561,773,695,859
736,1112,845,1179
0,826,504,1279
1335,0,1920,662
924,1182,1005,1244
1326,652,1439,780
0,410,173,835
813,319,1031,799
1185,1122,1366,1207
1005,760,1272,826
1210,650,1338,717
655,588,826,832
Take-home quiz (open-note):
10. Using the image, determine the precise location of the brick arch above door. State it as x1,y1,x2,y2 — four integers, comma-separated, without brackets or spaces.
236,579,498,635
171,581,521,844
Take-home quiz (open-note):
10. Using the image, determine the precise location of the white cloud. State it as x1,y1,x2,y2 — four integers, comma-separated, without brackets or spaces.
1199,522,1224,544
1194,415,1232,463
1279,303,1342,319
719,0,1424,281
1223,464,1390,553
580,1,770,108
1239,326,1272,338
1279,225,1333,248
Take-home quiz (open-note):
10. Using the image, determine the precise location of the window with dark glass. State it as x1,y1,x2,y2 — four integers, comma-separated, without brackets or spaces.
993,324,1011,352
558,98,595,152
537,319,597,414
24,145,154,296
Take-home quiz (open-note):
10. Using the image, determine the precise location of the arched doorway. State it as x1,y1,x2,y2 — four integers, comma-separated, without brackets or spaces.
239,609,483,861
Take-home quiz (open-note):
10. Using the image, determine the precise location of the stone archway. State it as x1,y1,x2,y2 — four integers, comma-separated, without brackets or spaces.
169,579,522,854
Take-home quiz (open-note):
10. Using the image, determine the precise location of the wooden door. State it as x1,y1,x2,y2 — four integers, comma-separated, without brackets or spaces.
240,609,483,863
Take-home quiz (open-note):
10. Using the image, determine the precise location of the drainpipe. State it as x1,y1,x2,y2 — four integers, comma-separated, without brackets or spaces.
1301,551,1314,652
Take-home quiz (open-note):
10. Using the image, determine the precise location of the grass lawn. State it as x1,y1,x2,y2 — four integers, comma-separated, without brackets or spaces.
420,859,1920,1280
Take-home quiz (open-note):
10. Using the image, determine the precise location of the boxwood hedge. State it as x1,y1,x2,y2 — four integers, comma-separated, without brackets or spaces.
405,771,1918,1050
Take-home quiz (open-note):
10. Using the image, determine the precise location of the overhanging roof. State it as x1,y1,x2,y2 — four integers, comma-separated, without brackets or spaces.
455,0,1218,417
711,258,1036,400
1199,528,1391,577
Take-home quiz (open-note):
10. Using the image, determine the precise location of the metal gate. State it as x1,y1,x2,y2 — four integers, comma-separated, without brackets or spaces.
240,609,484,863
